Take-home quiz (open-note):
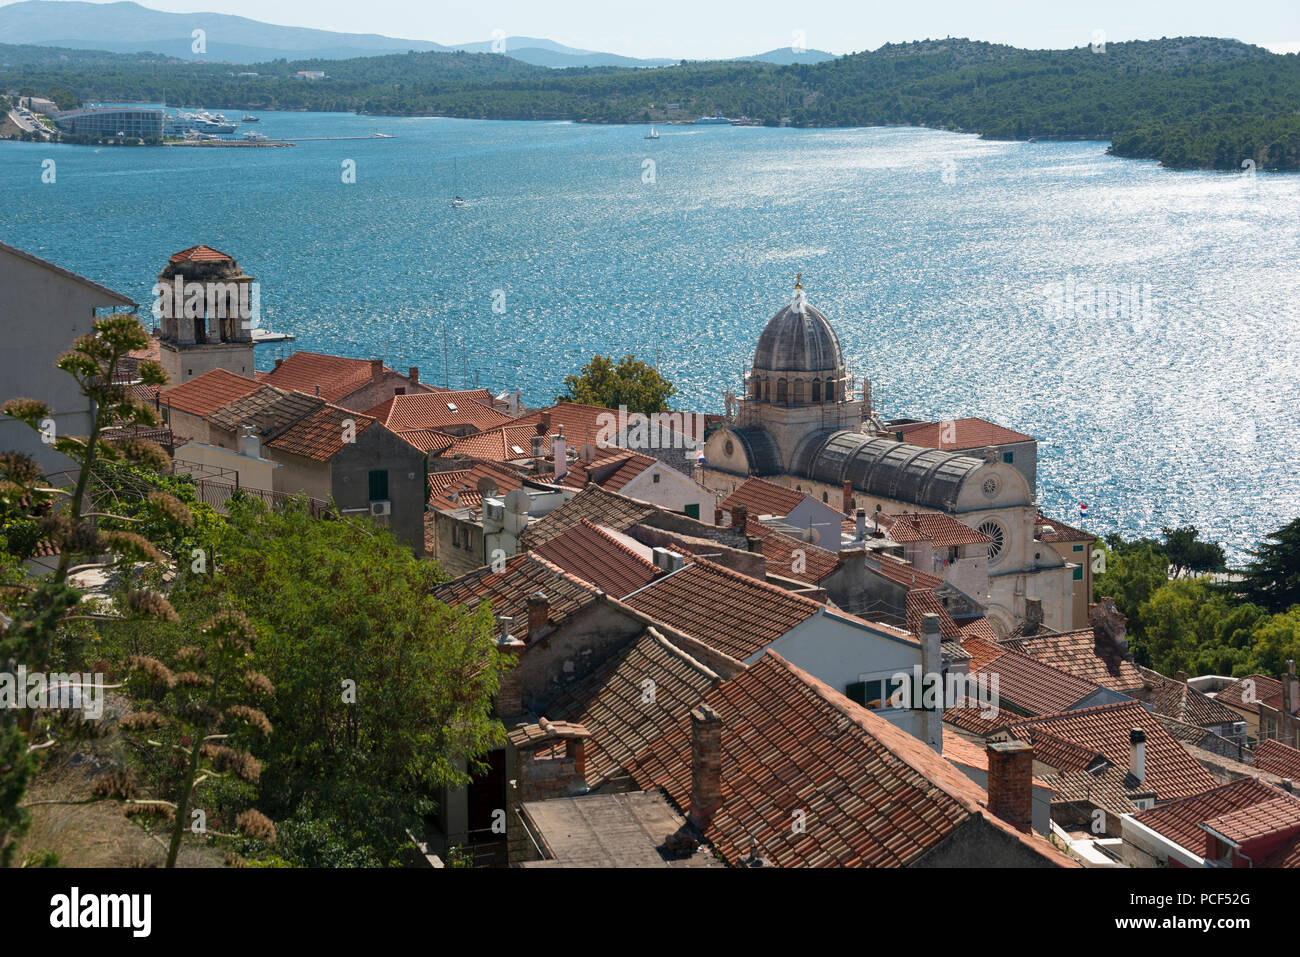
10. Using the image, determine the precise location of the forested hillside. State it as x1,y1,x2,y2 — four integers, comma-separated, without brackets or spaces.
4,36,1299,170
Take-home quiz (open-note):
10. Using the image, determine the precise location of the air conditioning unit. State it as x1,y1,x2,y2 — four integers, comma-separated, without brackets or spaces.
370,500,392,517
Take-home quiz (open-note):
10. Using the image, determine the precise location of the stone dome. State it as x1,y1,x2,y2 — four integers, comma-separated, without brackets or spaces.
752,290,844,374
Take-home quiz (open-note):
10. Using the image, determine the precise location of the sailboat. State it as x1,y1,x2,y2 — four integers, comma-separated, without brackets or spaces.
450,159,468,208
644,125,660,139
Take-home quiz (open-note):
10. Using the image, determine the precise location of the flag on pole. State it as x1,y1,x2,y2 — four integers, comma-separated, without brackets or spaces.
1079,502,1088,519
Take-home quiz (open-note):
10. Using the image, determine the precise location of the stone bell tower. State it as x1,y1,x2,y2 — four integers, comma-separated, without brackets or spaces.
155,244,256,385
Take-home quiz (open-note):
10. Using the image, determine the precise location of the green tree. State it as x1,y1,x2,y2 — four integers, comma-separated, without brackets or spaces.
1093,540,1169,661
1232,517,1300,614
116,497,510,864
557,354,676,414
1160,525,1226,576
1246,608,1300,677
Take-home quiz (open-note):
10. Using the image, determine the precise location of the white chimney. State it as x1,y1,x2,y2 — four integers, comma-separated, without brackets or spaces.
855,507,866,541
1129,727,1146,783
553,425,568,481
239,424,260,459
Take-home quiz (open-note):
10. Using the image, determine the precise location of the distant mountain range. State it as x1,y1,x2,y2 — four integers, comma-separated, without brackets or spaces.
0,0,838,67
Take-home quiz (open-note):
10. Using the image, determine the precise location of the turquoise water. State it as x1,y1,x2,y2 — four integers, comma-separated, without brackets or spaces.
3,109,1299,560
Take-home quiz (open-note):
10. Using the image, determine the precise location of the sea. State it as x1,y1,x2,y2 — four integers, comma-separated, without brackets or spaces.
2,108,1298,561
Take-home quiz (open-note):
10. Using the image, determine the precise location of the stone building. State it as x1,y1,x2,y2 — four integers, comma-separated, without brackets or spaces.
701,280,1078,637
154,245,255,385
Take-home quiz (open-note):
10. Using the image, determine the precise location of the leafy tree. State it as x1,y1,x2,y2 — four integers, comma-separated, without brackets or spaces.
1093,540,1169,661
1161,525,1226,576
557,353,676,414
1231,518,1300,614
1245,608,1300,677
101,497,509,864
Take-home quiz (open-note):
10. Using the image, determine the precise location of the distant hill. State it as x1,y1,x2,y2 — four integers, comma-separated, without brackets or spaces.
734,47,837,65
0,0,679,67
3,32,1295,171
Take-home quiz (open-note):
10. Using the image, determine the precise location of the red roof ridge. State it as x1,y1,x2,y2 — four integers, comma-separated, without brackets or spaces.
575,518,661,572
1007,698,1145,727
687,556,827,611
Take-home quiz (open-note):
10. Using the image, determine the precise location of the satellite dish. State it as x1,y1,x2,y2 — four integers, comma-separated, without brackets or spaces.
801,526,821,545
504,489,531,515
476,477,499,498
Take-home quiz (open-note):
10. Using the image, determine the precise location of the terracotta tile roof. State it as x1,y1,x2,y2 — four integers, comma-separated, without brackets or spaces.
720,476,808,519
1254,740,1300,780
905,589,963,640
1215,674,1285,712
878,511,992,547
941,731,1057,792
893,417,1036,450
433,552,599,631
1020,727,1108,772
265,404,376,462
1009,701,1218,801
957,617,1001,642
1262,832,1300,867
427,460,529,510
1034,513,1095,544
1134,777,1293,853
942,697,1018,738
257,352,390,403
394,428,456,455
864,555,945,591
168,244,233,264
540,630,719,787
1204,795,1300,846
1049,766,1147,817
975,649,1104,716
206,384,322,435
622,560,821,661
1138,666,1243,729
160,368,260,417
560,450,658,492
519,484,657,550
960,636,1008,672
366,391,511,433
513,401,701,453
747,519,841,585
1001,629,1148,694
626,652,1070,868
507,718,592,749
444,424,543,462
533,520,661,598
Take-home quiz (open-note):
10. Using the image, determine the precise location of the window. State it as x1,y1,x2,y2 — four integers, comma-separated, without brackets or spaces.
812,380,821,402
776,379,788,403
1073,566,1083,581
652,473,661,483
822,491,828,503
1073,544,1084,552
684,503,700,520
1002,451,1014,464
368,470,389,501
978,520,1006,562
847,677,905,710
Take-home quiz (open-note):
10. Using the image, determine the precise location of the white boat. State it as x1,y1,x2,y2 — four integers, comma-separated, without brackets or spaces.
451,196,469,209
644,126,659,139
243,130,268,142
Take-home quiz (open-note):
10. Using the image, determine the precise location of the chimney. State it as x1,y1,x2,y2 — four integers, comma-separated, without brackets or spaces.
238,424,260,459
527,591,549,640
842,480,853,515
510,390,522,416
919,614,942,752
314,384,321,397
408,366,419,387
1089,596,1130,655
714,506,724,526
730,503,748,531
986,741,1034,833
855,507,866,540
1129,727,1146,784
1283,660,1298,717
1175,669,1188,684
689,704,724,830
370,358,384,383
274,357,284,370
552,425,568,481
492,615,525,716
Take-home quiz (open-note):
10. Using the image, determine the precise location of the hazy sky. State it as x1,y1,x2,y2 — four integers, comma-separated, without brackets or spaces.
16,0,1300,59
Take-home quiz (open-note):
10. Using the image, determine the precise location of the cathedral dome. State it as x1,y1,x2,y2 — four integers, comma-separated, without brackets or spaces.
752,287,844,374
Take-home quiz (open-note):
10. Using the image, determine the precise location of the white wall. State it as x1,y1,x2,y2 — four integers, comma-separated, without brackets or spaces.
620,462,715,523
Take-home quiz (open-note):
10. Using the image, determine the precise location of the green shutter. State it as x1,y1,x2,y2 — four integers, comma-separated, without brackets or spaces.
684,503,700,520
368,469,389,501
